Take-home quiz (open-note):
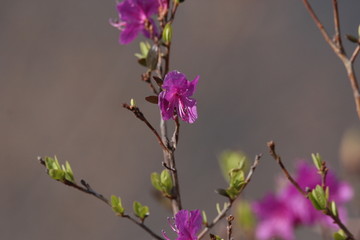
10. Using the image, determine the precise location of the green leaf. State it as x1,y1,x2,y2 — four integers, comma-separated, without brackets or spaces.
358,24,360,38
330,201,338,217
216,203,221,214
48,169,65,180
53,156,61,170
64,161,75,183
160,169,173,194
311,185,327,210
308,191,321,210
311,153,322,171
229,169,245,189
44,156,55,170
219,151,248,182
202,210,208,225
111,195,125,215
334,230,347,240
140,42,150,56
162,23,173,44
150,172,162,192
133,201,149,220
236,200,256,231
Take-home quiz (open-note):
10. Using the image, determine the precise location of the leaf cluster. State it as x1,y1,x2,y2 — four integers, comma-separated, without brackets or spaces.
44,156,74,183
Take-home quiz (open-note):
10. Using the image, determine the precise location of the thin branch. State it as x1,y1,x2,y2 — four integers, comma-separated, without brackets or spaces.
226,215,234,240
123,103,169,153
331,0,344,53
326,209,355,240
350,45,360,63
39,158,164,240
302,0,340,56
198,154,262,239
123,215,165,240
301,0,360,119
266,142,355,240
171,116,180,149
267,141,307,197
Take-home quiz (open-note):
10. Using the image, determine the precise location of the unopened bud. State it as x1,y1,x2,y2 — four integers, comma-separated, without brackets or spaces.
162,23,173,44
130,98,136,107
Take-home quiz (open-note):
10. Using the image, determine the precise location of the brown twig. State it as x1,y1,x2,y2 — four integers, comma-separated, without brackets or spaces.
198,154,262,239
227,215,234,240
320,161,328,188
350,45,360,63
171,115,180,149
331,0,344,53
38,157,164,240
267,142,355,240
301,0,360,119
267,141,307,197
123,103,169,152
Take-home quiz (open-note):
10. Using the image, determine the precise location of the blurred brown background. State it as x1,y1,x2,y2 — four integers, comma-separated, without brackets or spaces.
1,0,360,239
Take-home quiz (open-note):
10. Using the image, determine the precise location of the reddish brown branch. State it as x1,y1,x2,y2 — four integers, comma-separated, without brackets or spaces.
267,141,307,197
123,103,169,152
301,0,360,119
267,142,355,240
38,158,164,240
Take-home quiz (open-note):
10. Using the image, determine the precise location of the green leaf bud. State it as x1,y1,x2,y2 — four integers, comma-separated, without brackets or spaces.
160,169,173,194
111,195,125,216
48,169,65,181
311,153,322,171
330,201,338,217
133,201,149,220
216,203,221,214
219,150,248,182
334,230,347,240
150,172,162,192
202,210,208,225
311,185,327,210
162,23,173,44
130,98,136,107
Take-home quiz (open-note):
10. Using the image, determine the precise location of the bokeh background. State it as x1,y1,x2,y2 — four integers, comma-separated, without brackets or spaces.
1,0,360,239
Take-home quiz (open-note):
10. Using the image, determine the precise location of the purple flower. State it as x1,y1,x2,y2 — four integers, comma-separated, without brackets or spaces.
253,194,296,240
110,0,159,44
159,71,199,123
162,209,202,240
280,161,353,227
253,160,353,240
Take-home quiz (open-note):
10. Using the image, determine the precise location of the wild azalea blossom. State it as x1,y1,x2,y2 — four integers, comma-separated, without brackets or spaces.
159,71,199,124
253,160,353,240
253,194,296,240
162,209,202,240
110,0,159,44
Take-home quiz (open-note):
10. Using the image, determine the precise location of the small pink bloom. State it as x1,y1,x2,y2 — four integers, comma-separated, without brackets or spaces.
159,71,199,123
162,209,202,240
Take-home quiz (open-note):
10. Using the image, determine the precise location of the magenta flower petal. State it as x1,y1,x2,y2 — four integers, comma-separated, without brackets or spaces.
120,23,143,44
253,194,296,240
111,0,159,44
162,209,202,240
159,71,199,123
134,0,159,16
